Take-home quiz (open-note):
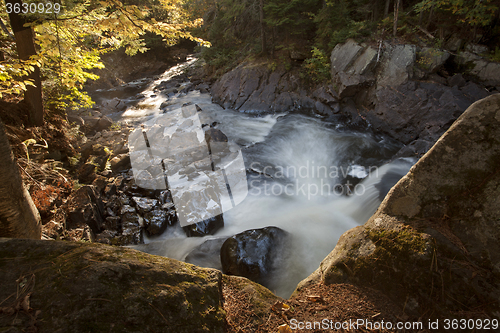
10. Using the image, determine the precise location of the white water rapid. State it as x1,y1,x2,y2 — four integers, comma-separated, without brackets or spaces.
97,57,415,298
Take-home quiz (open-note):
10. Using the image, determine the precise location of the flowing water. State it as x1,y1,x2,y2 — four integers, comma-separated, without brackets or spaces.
92,57,415,298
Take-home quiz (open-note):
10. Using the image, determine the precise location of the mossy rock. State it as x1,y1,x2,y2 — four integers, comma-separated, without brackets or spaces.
0,238,226,332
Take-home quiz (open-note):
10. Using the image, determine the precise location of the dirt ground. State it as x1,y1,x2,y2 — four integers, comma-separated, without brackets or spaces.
223,279,432,333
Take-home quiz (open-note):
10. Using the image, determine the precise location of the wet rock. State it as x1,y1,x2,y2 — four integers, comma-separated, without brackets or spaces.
158,189,173,203
143,209,169,236
220,226,289,285
185,237,228,270
132,196,159,214
120,204,136,215
183,215,224,237
120,212,142,244
66,185,105,234
366,81,488,144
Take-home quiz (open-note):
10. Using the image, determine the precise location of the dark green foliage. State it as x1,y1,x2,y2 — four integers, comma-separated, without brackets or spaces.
302,47,330,82
187,0,500,74
264,0,321,31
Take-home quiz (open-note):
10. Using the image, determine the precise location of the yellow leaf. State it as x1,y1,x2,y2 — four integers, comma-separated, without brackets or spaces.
277,324,292,333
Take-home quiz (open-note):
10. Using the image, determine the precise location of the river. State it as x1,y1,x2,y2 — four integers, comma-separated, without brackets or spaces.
91,56,415,298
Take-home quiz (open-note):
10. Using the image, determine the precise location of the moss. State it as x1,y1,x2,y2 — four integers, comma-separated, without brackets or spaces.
0,239,227,333
367,227,428,256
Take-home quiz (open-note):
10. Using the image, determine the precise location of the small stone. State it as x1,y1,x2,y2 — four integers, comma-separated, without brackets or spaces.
132,197,159,214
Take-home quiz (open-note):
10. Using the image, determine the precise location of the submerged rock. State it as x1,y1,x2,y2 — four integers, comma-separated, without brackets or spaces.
296,94,500,318
220,226,289,286
185,237,228,270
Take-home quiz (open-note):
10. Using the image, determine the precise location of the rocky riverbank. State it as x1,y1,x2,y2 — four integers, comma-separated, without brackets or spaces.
210,39,500,157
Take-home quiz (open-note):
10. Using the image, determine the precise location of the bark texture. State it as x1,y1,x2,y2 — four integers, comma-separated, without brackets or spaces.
7,0,44,126
0,121,41,239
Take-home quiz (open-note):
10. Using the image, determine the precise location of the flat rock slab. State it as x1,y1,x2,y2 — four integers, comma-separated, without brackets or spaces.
0,239,226,333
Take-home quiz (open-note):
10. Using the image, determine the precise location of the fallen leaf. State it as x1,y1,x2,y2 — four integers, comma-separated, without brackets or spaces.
271,301,290,313
306,295,323,302
21,294,31,312
277,323,292,333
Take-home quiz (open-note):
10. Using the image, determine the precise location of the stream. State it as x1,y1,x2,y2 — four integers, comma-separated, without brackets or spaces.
90,56,415,298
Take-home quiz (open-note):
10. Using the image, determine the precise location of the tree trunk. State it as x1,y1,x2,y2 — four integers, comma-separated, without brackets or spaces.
259,0,266,55
0,121,41,239
384,0,391,18
393,0,400,36
426,3,434,30
6,0,44,127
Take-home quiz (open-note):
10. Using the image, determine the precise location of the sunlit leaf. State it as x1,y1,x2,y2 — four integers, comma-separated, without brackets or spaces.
277,324,293,333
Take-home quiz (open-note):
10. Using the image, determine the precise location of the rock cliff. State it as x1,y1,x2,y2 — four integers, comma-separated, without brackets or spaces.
210,39,500,157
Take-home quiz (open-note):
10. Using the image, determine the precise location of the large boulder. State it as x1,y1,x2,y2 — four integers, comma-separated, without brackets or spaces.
296,94,500,318
220,227,289,286
0,238,227,332
377,43,416,88
330,39,377,98
454,51,500,87
211,63,337,114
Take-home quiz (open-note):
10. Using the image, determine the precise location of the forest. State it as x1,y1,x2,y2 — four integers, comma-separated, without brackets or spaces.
1,0,499,125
